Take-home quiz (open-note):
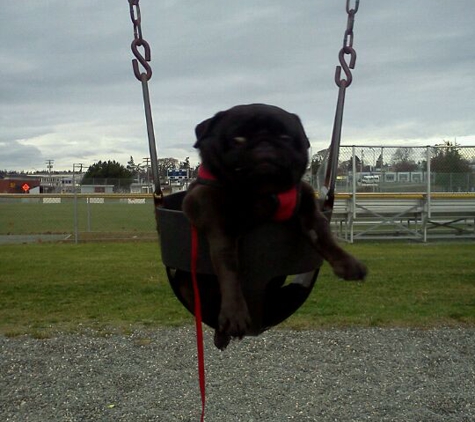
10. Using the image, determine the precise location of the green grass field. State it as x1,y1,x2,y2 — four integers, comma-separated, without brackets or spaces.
0,198,156,237
1,241,474,337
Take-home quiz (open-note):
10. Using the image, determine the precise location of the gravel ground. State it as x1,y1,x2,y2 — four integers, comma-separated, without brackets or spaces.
1,327,474,421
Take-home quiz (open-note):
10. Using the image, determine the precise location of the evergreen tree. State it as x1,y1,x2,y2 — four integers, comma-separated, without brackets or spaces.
82,160,134,191
431,141,470,173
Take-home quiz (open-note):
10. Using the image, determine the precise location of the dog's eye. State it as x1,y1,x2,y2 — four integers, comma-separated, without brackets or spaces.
233,137,247,144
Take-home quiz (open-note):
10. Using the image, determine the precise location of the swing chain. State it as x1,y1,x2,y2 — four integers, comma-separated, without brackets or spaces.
129,0,152,81
128,0,163,204
322,0,360,215
335,0,359,88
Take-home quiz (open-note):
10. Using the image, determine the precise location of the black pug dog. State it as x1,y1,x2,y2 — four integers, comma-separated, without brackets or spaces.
183,104,366,349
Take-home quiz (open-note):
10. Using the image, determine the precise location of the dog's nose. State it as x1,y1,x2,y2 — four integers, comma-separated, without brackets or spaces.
253,142,278,160
254,139,274,151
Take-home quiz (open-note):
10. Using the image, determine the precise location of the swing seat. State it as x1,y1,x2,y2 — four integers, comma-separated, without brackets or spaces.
158,191,323,335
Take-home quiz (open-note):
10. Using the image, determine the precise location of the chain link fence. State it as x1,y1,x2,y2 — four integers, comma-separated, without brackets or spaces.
1,145,474,243
0,194,158,244
313,145,475,194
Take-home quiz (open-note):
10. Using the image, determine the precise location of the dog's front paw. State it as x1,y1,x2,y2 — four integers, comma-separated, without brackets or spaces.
218,296,251,341
214,330,231,351
332,255,367,281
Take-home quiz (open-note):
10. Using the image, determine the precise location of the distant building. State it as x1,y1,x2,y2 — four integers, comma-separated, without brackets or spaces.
33,172,84,193
0,176,41,193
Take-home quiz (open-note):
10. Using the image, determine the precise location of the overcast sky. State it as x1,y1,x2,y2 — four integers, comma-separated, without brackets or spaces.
1,0,474,171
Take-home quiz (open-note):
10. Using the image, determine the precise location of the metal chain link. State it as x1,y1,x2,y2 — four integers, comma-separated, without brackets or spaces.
335,0,359,88
129,0,143,40
129,0,152,81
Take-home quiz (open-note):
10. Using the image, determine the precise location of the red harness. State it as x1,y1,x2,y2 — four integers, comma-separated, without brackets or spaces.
197,165,299,222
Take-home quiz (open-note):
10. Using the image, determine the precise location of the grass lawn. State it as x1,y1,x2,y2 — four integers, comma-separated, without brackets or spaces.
0,200,156,235
0,241,474,337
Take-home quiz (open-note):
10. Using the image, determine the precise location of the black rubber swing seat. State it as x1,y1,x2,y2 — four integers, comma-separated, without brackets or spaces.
158,191,323,336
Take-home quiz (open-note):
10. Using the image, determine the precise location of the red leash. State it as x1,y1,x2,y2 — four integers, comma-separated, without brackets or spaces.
191,225,206,421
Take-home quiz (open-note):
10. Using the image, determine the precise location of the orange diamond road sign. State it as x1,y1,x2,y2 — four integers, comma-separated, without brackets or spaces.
22,183,30,192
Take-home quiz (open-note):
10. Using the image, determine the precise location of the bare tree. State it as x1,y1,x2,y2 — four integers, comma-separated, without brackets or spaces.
391,148,418,172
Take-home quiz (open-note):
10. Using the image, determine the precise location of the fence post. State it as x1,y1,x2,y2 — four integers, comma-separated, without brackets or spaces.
352,145,357,217
350,146,357,243
426,146,431,219
422,146,432,242
73,168,79,244
87,197,92,232
72,163,84,244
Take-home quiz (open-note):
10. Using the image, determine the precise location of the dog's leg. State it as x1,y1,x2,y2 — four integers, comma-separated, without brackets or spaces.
310,210,367,280
206,229,252,347
183,187,251,349
299,183,367,280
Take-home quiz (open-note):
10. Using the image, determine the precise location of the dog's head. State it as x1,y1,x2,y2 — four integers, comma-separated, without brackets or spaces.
194,104,310,193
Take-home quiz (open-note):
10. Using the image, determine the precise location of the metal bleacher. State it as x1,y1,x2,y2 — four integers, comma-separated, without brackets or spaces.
331,193,475,242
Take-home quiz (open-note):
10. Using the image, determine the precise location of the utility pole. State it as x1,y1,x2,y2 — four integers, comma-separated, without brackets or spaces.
46,159,54,192
143,157,151,192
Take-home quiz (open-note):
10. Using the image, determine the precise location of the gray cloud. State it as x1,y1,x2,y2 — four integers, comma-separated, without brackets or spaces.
1,0,474,171
0,140,43,171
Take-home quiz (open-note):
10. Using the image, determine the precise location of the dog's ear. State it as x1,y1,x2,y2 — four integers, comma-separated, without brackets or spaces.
194,111,225,148
291,114,310,149
194,118,213,147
